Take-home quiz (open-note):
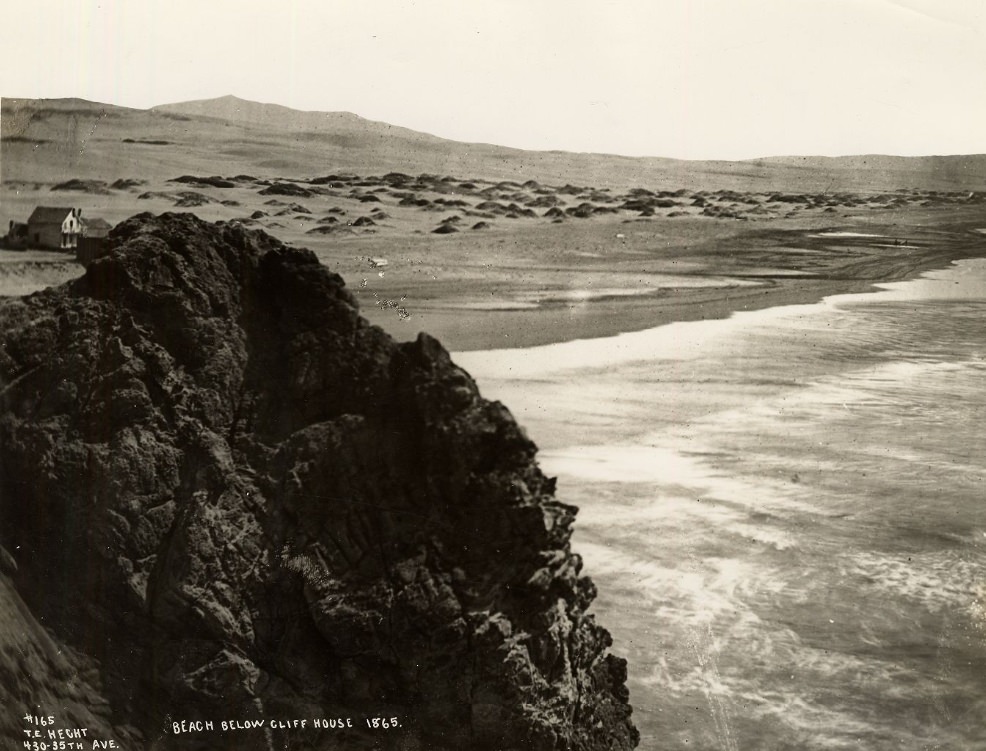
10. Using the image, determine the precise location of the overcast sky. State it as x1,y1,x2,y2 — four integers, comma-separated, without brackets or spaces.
2,0,985,160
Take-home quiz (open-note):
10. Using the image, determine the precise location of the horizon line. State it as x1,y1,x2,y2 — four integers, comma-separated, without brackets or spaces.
2,93,986,164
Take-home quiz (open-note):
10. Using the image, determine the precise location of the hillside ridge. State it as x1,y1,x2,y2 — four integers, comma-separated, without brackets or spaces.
4,96,986,191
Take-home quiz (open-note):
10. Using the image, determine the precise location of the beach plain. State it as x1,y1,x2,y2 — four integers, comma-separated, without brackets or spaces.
3,96,986,350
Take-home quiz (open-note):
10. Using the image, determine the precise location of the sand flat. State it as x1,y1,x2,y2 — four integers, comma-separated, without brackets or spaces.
4,164,986,352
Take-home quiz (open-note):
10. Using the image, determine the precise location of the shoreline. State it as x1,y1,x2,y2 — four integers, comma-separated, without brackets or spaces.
2,213,983,355
379,229,986,353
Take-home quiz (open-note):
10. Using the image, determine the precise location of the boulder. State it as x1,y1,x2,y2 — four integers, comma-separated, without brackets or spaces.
0,213,637,750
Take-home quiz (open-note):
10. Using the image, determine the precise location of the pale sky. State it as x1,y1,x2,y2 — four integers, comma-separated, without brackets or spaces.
2,0,985,160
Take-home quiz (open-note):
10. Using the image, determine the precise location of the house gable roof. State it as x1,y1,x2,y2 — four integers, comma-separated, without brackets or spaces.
28,207,76,225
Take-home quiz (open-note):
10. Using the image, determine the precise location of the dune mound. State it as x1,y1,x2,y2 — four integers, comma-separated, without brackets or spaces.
567,203,597,218
173,191,214,207
475,201,507,213
529,194,565,208
170,175,237,188
259,182,314,198
51,178,112,194
110,178,146,190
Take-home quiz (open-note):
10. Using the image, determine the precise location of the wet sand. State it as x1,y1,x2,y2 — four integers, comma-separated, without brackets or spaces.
357,210,986,351
2,208,984,354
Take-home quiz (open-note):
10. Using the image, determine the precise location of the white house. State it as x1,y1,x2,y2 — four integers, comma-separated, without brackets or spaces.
27,207,82,250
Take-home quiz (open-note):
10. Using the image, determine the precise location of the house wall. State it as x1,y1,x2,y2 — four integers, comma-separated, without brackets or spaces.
61,214,80,248
30,224,66,249
28,213,79,250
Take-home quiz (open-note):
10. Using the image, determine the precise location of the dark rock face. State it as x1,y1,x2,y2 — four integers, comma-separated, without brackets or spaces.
0,213,638,750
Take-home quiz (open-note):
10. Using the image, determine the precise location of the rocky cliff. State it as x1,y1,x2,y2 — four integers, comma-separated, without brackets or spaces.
0,213,638,750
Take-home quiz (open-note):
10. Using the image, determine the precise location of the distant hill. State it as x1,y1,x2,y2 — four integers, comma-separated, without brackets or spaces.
151,94,418,135
3,95,986,192
752,153,986,189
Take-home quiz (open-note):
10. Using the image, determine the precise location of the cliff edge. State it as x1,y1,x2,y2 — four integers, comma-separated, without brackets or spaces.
0,213,638,750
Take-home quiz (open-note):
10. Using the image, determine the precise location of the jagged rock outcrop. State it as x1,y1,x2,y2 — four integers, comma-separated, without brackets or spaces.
0,213,637,750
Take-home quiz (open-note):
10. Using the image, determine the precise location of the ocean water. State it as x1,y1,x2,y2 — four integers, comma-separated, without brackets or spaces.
454,258,986,750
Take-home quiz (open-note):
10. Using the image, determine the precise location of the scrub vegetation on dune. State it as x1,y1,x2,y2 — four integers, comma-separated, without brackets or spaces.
3,154,986,352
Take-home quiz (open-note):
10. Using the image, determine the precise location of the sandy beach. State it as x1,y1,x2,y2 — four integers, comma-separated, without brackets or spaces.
3,204,985,353
348,207,986,351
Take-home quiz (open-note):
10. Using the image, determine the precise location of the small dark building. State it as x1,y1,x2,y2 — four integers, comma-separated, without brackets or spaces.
81,216,112,239
4,221,29,249
76,216,114,266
